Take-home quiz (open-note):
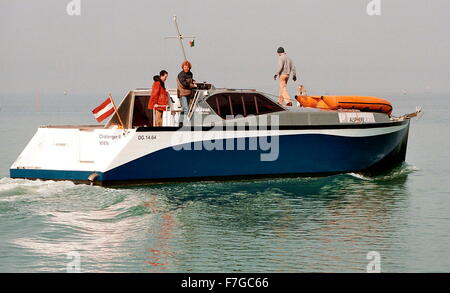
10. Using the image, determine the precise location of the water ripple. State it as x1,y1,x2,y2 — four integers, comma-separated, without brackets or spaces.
0,159,448,272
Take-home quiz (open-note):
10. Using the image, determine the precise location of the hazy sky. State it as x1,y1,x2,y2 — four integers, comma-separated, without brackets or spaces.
0,0,449,97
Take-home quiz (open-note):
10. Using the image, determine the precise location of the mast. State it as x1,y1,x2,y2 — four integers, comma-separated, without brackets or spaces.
173,15,187,61
165,15,195,61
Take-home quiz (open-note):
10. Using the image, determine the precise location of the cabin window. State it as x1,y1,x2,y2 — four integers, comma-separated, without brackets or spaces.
132,95,153,127
206,93,284,119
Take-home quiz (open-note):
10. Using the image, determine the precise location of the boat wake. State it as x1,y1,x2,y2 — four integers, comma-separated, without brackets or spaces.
347,163,419,181
0,177,75,198
0,176,180,218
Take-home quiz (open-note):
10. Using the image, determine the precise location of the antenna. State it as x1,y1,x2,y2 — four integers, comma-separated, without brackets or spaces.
165,15,196,61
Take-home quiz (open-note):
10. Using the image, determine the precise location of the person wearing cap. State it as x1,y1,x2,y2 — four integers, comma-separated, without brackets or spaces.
274,47,297,106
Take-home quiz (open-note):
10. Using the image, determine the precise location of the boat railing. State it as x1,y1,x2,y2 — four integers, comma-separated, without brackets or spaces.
187,90,202,120
40,125,104,130
391,107,423,121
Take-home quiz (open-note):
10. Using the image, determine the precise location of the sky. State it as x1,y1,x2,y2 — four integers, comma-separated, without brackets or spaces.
0,0,449,97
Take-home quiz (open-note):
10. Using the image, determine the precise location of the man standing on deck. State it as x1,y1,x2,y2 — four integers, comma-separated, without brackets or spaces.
274,47,297,106
177,60,196,125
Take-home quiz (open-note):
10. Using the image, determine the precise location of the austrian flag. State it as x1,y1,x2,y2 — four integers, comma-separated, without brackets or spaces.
92,96,115,122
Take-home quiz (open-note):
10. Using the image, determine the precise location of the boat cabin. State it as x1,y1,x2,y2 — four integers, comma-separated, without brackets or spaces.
105,83,286,129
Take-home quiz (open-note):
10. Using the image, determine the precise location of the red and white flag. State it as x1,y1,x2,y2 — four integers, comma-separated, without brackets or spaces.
92,95,115,123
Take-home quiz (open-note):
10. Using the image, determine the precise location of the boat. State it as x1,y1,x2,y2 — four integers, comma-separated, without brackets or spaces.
10,83,421,186
9,16,422,186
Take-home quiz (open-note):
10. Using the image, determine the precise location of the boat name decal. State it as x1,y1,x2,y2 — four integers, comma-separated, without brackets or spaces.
99,134,121,140
98,134,122,146
338,112,375,124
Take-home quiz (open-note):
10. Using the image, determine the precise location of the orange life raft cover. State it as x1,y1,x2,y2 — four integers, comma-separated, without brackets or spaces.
296,96,393,115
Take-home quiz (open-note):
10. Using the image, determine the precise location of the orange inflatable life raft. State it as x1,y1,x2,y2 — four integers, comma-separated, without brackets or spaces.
296,95,393,115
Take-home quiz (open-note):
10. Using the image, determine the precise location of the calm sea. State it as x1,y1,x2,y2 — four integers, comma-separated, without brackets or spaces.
0,92,448,272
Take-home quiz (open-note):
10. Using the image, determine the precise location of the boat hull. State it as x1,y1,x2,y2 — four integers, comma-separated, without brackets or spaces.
10,120,410,186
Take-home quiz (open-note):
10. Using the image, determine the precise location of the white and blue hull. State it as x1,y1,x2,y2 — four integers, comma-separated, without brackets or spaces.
10,120,410,186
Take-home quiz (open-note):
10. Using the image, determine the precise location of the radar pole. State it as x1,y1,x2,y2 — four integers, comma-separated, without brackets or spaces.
165,15,196,61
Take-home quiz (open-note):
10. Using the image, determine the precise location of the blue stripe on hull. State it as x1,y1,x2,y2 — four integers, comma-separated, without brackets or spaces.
103,128,409,181
10,126,409,184
9,169,94,182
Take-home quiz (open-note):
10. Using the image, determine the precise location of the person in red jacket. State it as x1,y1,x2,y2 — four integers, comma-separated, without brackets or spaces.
148,70,169,126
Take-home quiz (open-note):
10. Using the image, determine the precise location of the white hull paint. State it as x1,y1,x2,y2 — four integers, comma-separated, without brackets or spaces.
11,122,409,176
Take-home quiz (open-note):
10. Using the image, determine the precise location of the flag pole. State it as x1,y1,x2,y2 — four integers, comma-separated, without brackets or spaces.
109,93,125,129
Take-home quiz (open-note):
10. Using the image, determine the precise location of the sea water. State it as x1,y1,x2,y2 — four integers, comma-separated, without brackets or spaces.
0,92,448,272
